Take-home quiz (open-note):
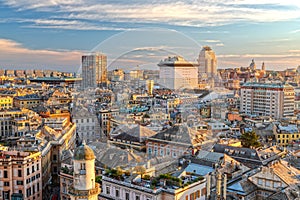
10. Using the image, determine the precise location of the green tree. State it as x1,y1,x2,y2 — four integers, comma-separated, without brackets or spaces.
95,176,102,183
241,131,261,148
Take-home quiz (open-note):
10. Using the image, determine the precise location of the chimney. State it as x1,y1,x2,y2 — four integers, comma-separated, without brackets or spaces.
223,174,227,200
206,173,211,199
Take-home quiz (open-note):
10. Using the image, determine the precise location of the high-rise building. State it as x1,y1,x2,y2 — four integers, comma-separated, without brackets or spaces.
158,56,198,90
240,82,295,119
198,46,217,79
82,53,107,88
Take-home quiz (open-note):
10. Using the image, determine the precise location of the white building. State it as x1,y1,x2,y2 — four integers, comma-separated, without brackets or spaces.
240,82,295,119
158,56,198,90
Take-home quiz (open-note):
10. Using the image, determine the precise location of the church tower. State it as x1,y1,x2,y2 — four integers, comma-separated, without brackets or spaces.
68,142,100,200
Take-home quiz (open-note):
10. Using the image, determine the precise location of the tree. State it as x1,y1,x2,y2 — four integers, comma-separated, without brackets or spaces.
95,176,102,183
134,165,146,179
241,131,261,148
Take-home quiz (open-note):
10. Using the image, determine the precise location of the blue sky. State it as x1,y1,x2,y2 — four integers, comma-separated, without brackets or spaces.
0,0,300,72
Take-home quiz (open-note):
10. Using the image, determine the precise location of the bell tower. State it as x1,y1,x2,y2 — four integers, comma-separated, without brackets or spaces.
69,142,100,200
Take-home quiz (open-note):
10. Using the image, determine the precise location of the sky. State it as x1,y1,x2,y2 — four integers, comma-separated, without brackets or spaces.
0,0,300,72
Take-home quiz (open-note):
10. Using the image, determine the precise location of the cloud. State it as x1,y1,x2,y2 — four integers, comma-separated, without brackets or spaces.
2,0,300,29
288,49,300,53
14,18,131,31
290,29,300,33
218,52,300,69
216,43,225,47
203,40,221,43
0,39,82,71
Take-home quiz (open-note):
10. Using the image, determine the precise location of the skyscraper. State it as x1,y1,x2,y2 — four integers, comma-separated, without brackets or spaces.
198,46,217,79
82,53,107,88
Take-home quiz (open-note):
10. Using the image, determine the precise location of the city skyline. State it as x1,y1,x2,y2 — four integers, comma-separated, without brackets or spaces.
0,0,300,71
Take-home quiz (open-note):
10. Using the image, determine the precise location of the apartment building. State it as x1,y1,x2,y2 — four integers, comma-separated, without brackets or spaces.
72,107,100,143
274,124,300,147
0,151,42,200
240,82,295,119
0,97,13,110
101,175,206,200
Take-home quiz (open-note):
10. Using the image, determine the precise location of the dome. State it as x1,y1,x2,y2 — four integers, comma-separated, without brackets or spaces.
73,143,95,160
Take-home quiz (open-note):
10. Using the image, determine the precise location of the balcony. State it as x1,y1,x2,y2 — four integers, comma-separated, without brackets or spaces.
68,183,101,196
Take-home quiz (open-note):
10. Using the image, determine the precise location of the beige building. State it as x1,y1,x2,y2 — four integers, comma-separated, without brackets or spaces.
158,56,198,90
240,82,295,119
0,108,41,138
0,150,42,200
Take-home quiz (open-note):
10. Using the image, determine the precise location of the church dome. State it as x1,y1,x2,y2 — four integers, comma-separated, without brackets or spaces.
73,142,95,160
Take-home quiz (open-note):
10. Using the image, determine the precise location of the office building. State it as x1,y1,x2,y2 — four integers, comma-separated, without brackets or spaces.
198,46,217,78
240,82,295,119
82,53,107,88
158,56,198,90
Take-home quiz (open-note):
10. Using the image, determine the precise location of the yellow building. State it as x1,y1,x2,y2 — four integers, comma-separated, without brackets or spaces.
0,96,13,109
274,124,300,147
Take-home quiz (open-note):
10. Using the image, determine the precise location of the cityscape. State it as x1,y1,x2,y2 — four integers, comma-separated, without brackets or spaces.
0,1,300,200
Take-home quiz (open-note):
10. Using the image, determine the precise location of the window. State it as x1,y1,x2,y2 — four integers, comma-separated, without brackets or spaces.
160,148,164,156
80,163,86,170
4,170,7,178
201,188,207,196
190,193,195,200
136,195,140,200
126,192,130,200
17,181,23,185
172,151,177,158
4,182,9,186
196,190,200,198
106,186,110,195
36,164,39,171
18,170,22,177
116,189,119,197
154,146,158,156
27,188,31,197
266,180,271,187
32,165,35,173
53,155,57,161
